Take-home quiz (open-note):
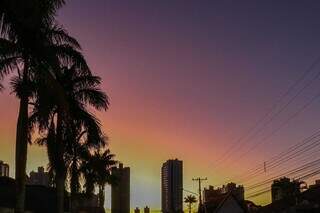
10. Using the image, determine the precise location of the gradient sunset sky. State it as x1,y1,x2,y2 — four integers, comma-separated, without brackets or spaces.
2,0,320,210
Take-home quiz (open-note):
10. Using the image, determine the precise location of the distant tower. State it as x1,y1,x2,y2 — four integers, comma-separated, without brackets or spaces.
134,207,140,213
0,161,9,177
111,163,130,213
161,159,183,213
144,206,150,213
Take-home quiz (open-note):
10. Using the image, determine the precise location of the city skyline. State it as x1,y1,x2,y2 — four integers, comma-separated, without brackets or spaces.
2,0,320,210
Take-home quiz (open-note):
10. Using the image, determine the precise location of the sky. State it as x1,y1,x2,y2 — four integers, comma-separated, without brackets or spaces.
2,0,320,210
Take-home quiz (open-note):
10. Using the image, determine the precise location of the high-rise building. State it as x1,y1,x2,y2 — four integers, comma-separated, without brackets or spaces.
161,159,183,213
111,163,130,213
27,167,50,186
0,161,9,177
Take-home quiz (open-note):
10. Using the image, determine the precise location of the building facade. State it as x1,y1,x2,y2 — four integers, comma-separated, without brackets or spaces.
111,163,130,213
161,159,183,213
224,183,244,201
271,177,301,202
27,167,50,186
0,161,9,177
204,183,244,203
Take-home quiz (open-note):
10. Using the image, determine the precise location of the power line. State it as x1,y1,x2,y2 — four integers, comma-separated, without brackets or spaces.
266,129,320,162
246,168,320,199
239,146,320,185
217,123,320,186
182,188,199,195
230,133,320,185
224,88,320,172
245,158,320,191
234,132,320,183
209,57,320,171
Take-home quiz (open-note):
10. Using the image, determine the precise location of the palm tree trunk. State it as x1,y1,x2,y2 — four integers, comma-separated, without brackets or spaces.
70,155,78,213
98,184,105,208
189,203,191,213
56,174,65,213
56,111,66,213
15,68,29,213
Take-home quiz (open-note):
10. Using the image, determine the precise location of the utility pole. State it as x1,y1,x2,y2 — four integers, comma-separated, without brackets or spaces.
192,177,207,206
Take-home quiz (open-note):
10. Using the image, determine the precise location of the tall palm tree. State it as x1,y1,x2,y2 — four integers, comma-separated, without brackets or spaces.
81,148,117,208
184,195,197,213
31,64,108,213
0,1,88,212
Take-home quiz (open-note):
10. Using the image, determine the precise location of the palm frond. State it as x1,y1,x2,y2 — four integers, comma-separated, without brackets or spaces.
73,75,102,89
49,44,89,73
75,88,109,110
10,75,36,98
49,24,81,50
0,56,20,78
74,107,105,147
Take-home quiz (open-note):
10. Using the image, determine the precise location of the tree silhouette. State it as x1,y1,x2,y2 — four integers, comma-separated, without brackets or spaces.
0,1,89,212
64,127,109,212
81,148,118,208
0,2,114,212
30,64,108,213
184,195,197,213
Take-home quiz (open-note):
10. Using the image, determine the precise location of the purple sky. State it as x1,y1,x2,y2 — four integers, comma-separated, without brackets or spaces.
2,0,320,209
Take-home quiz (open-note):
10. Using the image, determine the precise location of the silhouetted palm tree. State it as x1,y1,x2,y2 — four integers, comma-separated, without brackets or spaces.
31,64,108,213
81,148,117,208
0,1,88,212
184,195,197,213
64,127,105,212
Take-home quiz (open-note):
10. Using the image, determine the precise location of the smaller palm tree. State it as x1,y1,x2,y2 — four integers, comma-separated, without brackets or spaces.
81,148,117,208
184,195,197,213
